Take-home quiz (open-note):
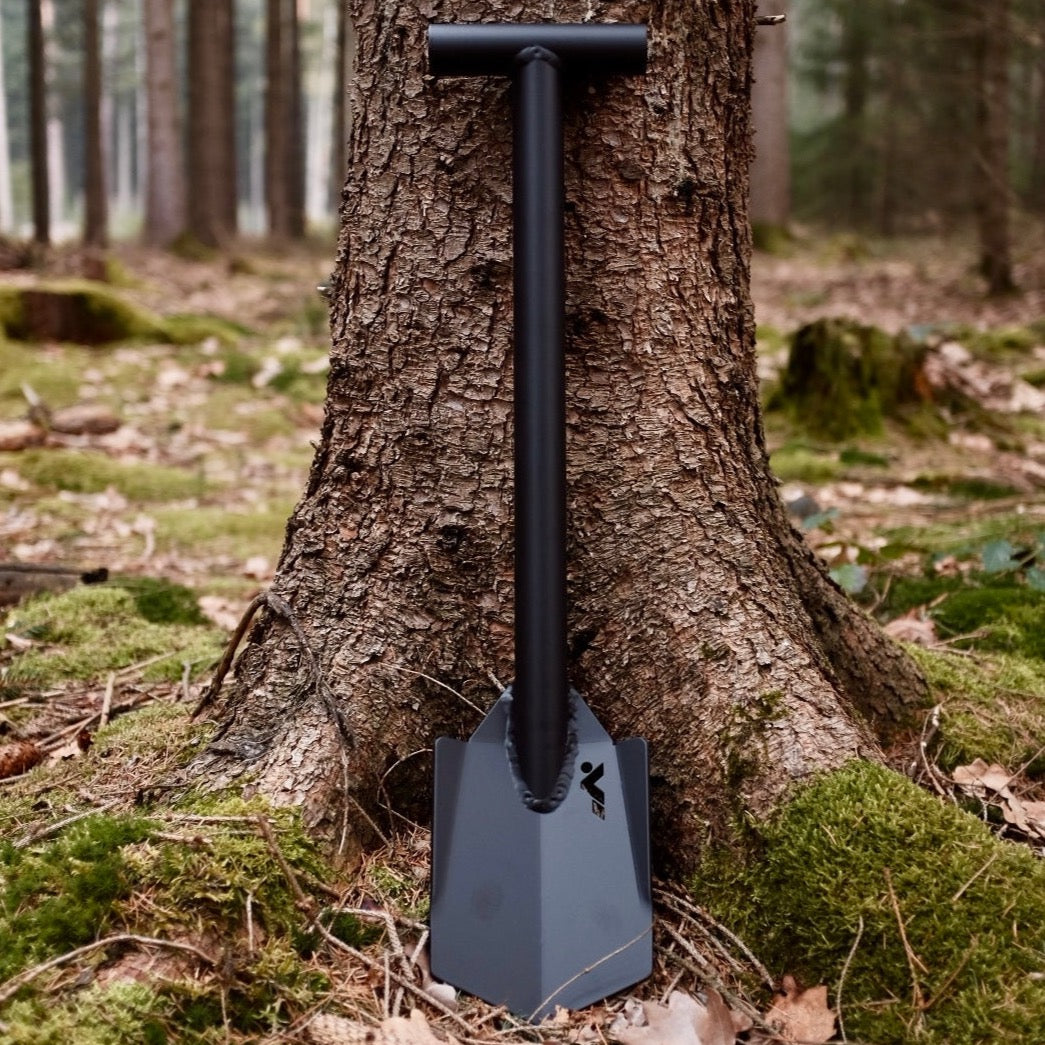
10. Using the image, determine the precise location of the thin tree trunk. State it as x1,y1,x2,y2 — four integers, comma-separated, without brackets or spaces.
330,1,353,213
142,0,186,247
749,0,789,232
1029,29,1045,214
192,0,926,876
83,0,108,247
187,0,238,247
28,0,50,245
0,11,13,232
975,0,1016,294
265,0,305,240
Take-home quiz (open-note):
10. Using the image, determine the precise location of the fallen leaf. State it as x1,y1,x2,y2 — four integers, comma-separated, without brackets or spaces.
0,740,45,779
0,420,45,451
613,989,737,1045
883,613,937,645
763,976,836,1044
952,759,1014,795
48,404,121,435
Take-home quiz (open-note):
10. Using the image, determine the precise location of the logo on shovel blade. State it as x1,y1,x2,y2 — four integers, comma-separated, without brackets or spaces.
580,761,605,819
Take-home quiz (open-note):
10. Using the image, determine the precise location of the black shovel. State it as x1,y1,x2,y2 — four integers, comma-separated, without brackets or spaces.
427,23,652,1021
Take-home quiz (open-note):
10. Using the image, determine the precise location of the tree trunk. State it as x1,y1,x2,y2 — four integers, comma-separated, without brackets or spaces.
83,0,108,248
974,0,1015,294
28,0,50,245
1028,22,1045,215
265,0,305,240
749,1,789,231
330,2,354,214
187,0,238,247
0,10,13,232
142,0,186,247
191,0,926,877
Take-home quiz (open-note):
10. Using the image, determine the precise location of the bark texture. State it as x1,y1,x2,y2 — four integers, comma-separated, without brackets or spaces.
193,0,926,876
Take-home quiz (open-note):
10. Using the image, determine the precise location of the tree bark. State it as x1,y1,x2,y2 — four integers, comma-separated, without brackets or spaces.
142,0,186,247
83,0,108,248
28,0,50,245
187,0,238,247
749,0,789,231
191,0,927,877
974,0,1016,294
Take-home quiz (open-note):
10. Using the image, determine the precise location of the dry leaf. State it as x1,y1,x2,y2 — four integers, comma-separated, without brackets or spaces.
48,404,121,435
307,1009,455,1045
0,740,45,780
763,976,836,1044
613,989,737,1045
883,613,937,645
0,420,45,451
952,759,1014,795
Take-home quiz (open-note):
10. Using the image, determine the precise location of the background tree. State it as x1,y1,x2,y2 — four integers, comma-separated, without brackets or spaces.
82,0,107,247
750,2,790,235
0,5,12,230
329,1,353,214
264,0,304,240
27,0,48,244
191,0,926,873
142,0,184,246
187,0,237,247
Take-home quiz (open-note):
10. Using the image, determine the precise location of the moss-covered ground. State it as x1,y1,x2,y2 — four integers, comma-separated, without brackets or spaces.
1,239,1044,1041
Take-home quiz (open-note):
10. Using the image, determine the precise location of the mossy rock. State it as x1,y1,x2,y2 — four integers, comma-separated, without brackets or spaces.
771,319,930,441
702,761,1045,1044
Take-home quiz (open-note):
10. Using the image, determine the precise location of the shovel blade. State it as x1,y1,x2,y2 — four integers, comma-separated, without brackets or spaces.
431,693,651,1021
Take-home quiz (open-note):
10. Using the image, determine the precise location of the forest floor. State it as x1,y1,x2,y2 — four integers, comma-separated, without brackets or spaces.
0,231,1044,1044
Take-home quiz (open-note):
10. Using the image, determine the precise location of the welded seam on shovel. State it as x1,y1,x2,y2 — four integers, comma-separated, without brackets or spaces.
503,687,580,812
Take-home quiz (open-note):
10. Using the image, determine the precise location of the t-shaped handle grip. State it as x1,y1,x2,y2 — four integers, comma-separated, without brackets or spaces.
427,22,647,805
428,22,647,78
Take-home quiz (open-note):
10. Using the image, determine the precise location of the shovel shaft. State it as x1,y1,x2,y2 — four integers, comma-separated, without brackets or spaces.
512,48,568,803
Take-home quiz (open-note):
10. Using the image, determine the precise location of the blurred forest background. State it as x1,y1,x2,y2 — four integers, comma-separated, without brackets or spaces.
0,0,1041,282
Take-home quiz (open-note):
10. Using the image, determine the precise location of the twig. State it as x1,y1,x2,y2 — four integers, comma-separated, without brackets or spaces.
884,868,926,1012
383,665,485,717
0,934,216,1007
951,851,1000,903
14,799,120,849
192,591,267,719
255,814,314,912
99,672,115,729
836,915,864,1044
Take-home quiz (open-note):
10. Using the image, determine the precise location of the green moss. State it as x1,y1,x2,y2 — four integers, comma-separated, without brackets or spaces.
1,980,171,1044
0,814,157,980
910,474,1021,500
752,222,794,255
771,319,930,441
907,645,1045,774
0,340,86,416
957,323,1038,360
113,576,208,626
927,580,1045,658
768,444,842,483
701,762,1045,1044
4,585,223,686
163,313,246,347
211,347,262,384
153,502,292,560
11,449,208,501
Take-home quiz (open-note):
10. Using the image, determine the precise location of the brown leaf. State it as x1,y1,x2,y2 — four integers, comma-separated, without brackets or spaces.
763,976,836,1044
952,759,1013,795
0,740,45,779
883,613,937,645
48,404,121,435
0,420,45,451
613,990,737,1045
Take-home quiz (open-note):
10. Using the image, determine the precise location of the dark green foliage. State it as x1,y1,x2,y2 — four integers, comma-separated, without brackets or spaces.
701,762,1045,1044
932,583,1045,658
0,815,156,981
770,319,929,440
114,576,208,626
